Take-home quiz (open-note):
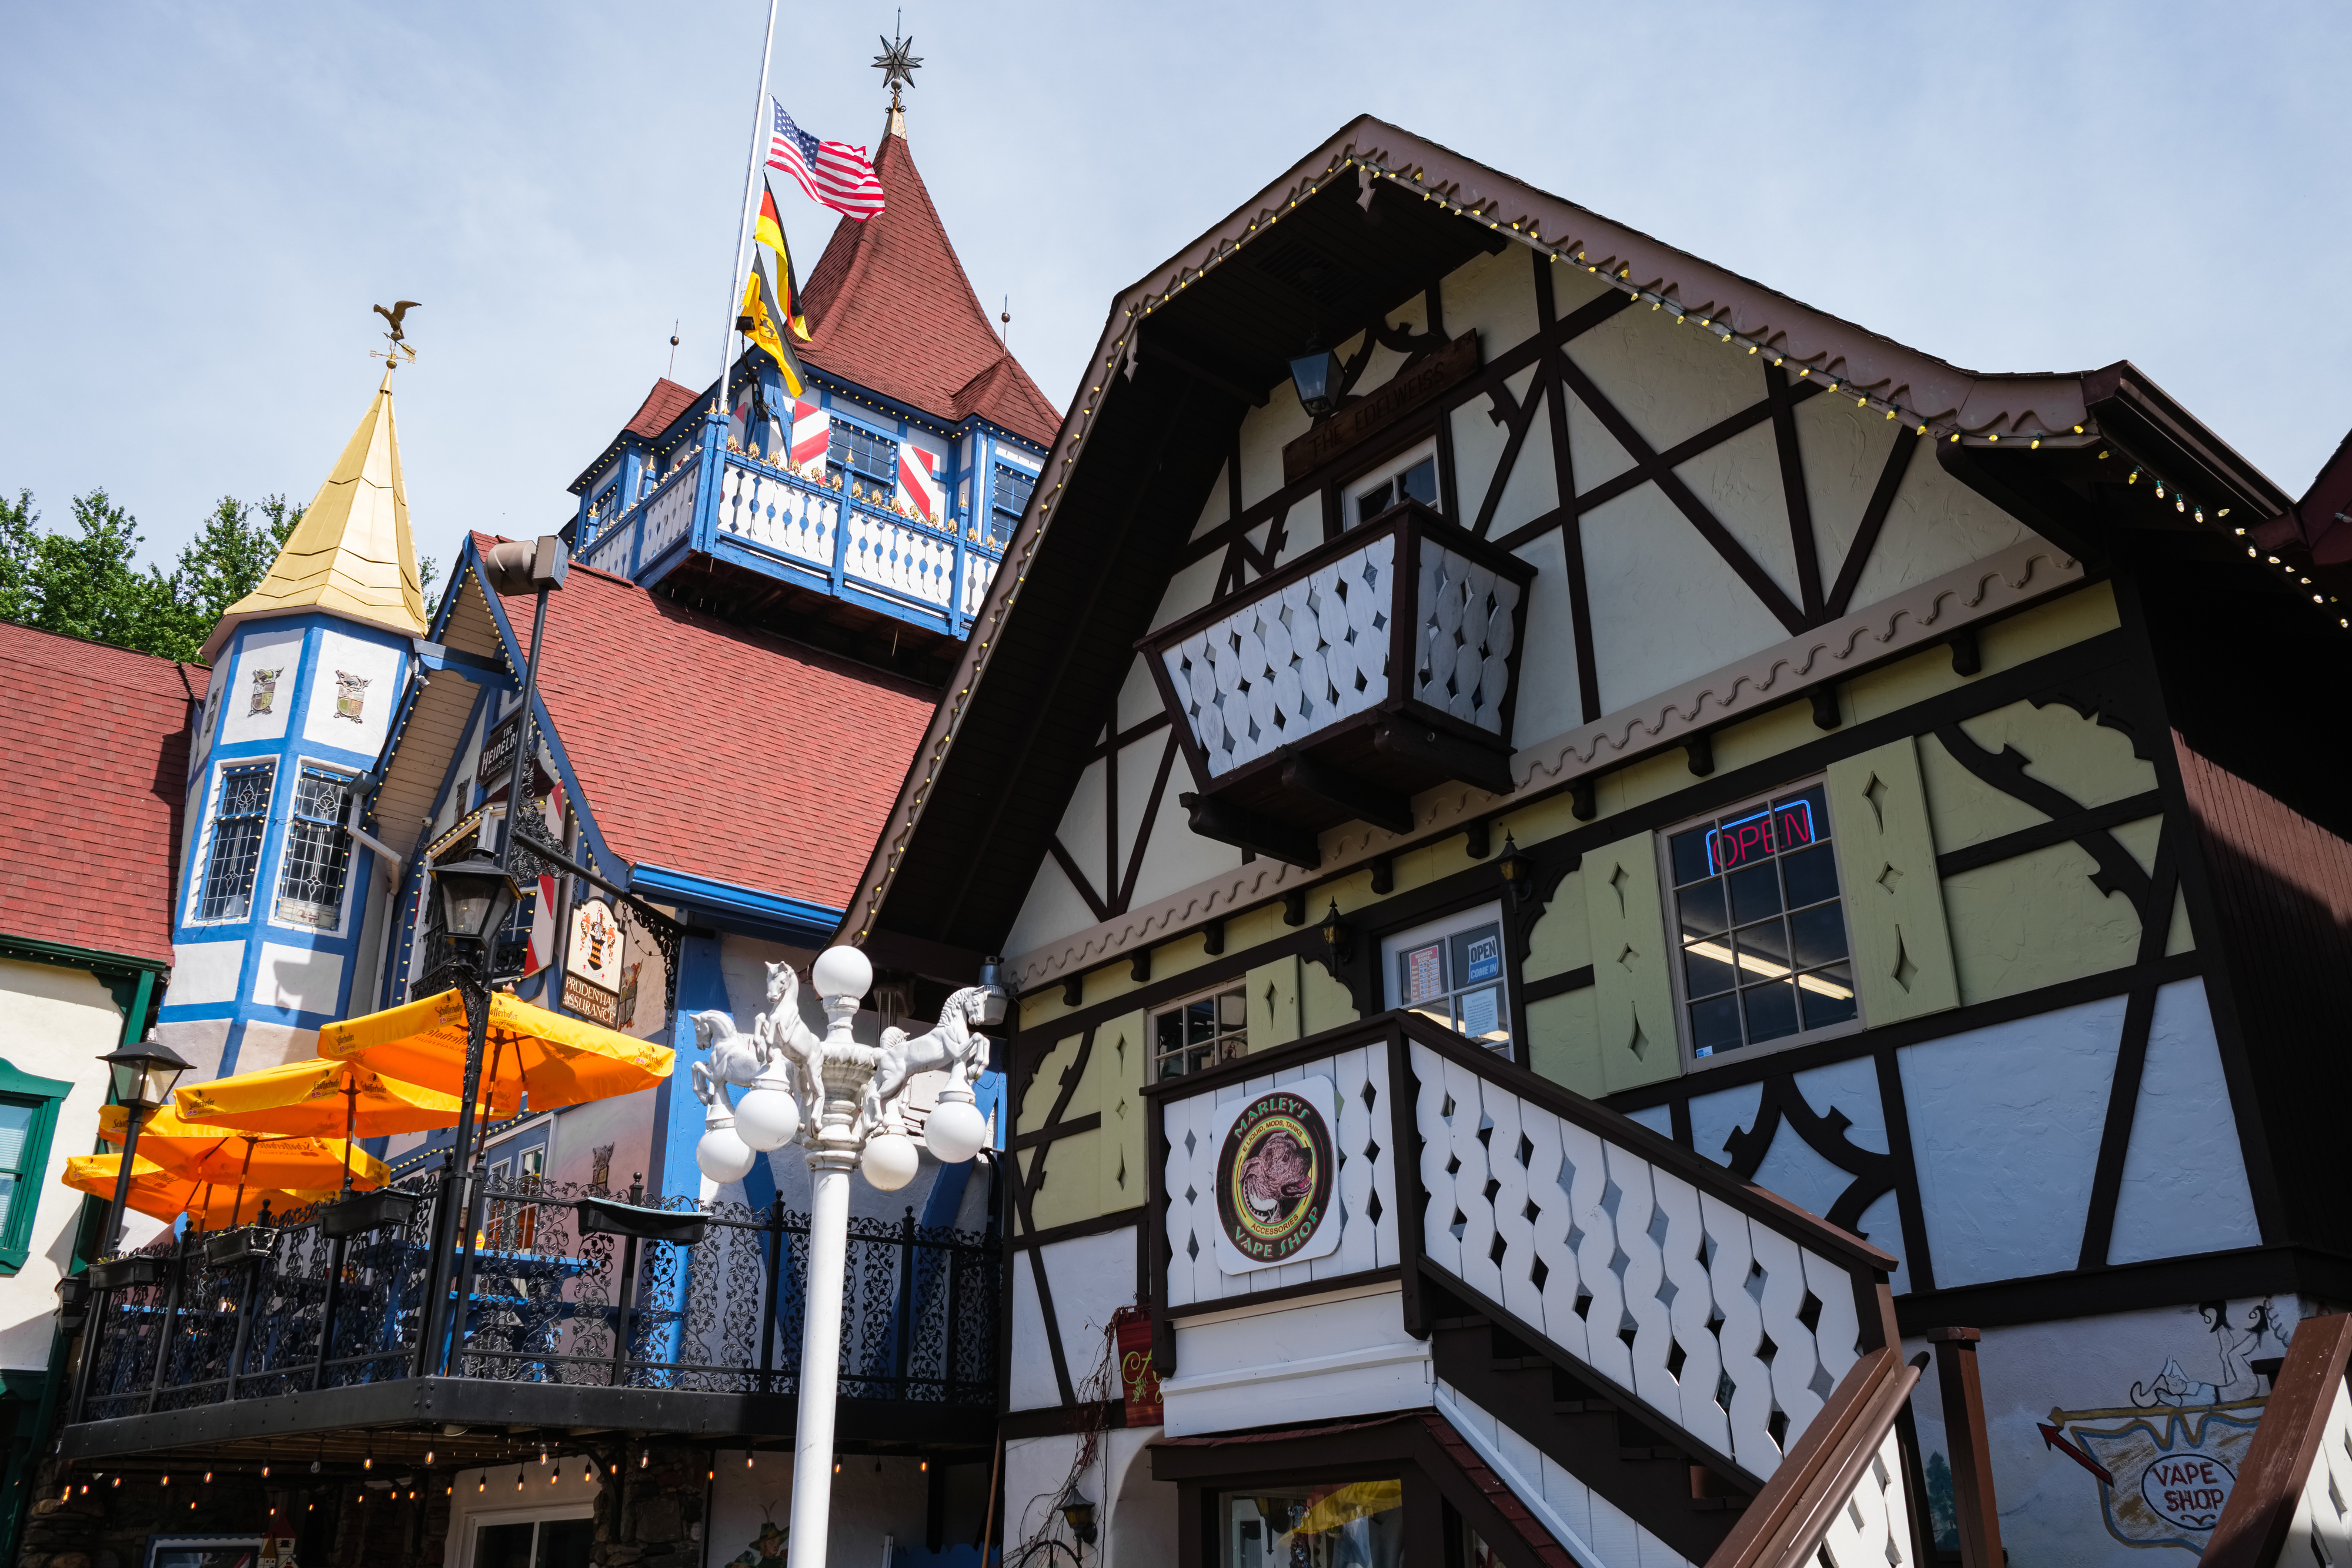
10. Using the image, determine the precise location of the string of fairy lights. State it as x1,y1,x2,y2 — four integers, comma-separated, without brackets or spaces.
851,139,2342,942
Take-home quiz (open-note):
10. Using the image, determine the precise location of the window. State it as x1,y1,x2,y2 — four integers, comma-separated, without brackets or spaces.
1384,902,1511,1055
828,417,898,496
1154,985,1248,1079
485,1141,546,1251
0,1059,71,1274
1345,440,1438,529
1665,783,1856,1061
195,763,276,922
1224,1482,1403,1568
145,1537,264,1568
274,766,355,931
991,461,1035,544
470,1516,593,1568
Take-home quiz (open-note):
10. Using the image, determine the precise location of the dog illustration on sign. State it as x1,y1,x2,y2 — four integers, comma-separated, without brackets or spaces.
1239,1127,1314,1228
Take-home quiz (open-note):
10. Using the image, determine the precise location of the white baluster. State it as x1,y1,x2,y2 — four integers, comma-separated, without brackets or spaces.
1519,1108,1584,1361
1445,1059,1501,1305
1751,1228,1828,1443
1485,1091,1541,1326
1654,1170,1730,1455
1701,1196,1776,1475
1805,1248,1863,1385
1607,1144,1678,1413
1334,1049,1380,1277
1564,1120,1625,1386
1411,1045,1461,1278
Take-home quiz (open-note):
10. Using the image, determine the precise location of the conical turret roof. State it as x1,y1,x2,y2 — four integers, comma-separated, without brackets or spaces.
796,121,1061,447
203,367,429,661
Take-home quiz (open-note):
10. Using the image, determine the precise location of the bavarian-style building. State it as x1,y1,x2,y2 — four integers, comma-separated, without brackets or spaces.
847,116,2352,1568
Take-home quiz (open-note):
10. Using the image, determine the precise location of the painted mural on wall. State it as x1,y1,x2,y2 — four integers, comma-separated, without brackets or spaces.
1916,1296,2306,1563
723,1516,788,1568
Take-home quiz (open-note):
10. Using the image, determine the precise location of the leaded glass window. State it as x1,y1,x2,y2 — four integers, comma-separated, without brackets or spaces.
196,762,276,922
274,766,355,930
991,462,1035,544
1667,783,1856,1060
828,417,898,496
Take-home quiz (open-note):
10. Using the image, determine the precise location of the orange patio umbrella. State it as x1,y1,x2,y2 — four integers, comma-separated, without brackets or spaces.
174,1057,482,1139
62,1153,331,1231
317,988,671,1115
99,1104,388,1221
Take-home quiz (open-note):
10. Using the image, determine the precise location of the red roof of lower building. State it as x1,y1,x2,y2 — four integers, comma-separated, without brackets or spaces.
0,623,206,967
626,378,700,440
475,537,933,912
797,128,1063,448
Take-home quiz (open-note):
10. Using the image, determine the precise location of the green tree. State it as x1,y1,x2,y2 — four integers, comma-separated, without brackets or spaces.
0,490,38,624
24,490,173,651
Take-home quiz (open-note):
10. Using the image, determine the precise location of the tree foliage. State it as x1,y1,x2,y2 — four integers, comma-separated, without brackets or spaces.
0,487,440,664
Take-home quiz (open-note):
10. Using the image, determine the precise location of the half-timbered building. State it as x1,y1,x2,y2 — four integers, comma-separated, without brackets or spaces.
848,117,2352,1567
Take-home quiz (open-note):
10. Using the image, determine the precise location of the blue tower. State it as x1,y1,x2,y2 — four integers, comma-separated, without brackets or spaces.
154,369,428,1081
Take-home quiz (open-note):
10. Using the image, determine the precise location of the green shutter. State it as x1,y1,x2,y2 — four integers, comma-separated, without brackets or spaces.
1826,739,1960,1025
0,1058,72,1276
1582,832,1681,1094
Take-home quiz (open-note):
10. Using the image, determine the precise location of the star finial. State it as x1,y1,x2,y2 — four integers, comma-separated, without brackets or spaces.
873,21,921,111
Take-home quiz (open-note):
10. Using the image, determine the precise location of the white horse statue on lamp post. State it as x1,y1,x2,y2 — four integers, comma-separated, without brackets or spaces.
687,947,1005,1568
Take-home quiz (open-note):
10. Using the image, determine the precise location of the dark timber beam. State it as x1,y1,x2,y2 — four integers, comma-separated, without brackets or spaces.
1180,791,1321,869
1279,753,1415,834
1372,720,1514,795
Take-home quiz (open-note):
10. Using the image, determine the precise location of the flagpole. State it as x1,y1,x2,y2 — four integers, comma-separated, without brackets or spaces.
719,0,783,422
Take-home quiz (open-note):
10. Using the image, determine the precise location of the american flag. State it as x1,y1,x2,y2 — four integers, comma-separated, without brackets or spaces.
766,98,886,222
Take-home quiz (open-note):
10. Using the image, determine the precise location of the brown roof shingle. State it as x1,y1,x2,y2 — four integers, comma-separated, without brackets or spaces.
474,537,934,912
797,129,1061,447
0,624,207,968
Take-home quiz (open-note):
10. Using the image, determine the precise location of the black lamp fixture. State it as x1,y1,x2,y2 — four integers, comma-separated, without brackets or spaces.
1060,1492,1098,1546
430,851,524,952
1318,900,1354,962
974,955,1011,1028
1288,340,1342,419
99,1037,191,1112
1496,833,1534,903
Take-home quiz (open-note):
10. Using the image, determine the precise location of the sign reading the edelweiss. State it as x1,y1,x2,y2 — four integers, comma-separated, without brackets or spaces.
1211,1075,1339,1274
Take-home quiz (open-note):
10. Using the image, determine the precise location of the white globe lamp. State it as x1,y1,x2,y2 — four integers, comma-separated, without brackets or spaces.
923,1090,988,1165
861,1131,918,1191
696,1109,757,1183
734,1080,801,1152
811,944,873,1001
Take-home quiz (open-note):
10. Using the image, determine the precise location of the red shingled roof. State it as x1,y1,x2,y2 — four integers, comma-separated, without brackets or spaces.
0,623,206,967
474,537,933,912
626,378,700,441
797,128,1063,448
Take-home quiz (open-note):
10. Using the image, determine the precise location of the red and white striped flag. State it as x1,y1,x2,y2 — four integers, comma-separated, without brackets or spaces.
766,99,886,222
790,399,831,468
897,444,946,524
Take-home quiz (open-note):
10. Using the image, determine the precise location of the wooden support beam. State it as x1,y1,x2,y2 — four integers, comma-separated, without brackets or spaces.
1927,1328,2003,1568
1180,792,1321,870
1279,753,1414,834
1371,720,1514,795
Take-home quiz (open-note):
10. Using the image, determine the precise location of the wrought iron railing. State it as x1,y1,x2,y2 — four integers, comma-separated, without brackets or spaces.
73,1173,999,1423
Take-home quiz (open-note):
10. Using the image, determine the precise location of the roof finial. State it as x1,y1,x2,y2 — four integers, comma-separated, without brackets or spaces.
874,14,920,126
370,300,420,373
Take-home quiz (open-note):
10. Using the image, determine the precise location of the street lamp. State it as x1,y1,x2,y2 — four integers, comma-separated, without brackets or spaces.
96,1037,191,1251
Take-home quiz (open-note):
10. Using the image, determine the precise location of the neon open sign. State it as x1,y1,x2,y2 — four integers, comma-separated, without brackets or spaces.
1706,800,1816,874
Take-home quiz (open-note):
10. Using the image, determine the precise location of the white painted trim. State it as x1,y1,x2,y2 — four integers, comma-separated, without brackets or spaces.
1005,539,2081,991
1168,1276,1401,1328
1431,1382,1611,1568
1157,1339,1432,1395
452,1500,596,1568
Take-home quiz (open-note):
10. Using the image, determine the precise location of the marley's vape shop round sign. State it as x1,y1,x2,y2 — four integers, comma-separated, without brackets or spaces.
1210,1075,1340,1275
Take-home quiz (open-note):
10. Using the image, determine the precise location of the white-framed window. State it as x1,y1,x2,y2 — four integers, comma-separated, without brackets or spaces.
485,1122,550,1252
1661,781,1859,1064
462,1508,594,1568
272,763,357,932
192,760,278,923
1384,901,1511,1055
1343,437,1439,529
145,1536,263,1568
1154,984,1248,1080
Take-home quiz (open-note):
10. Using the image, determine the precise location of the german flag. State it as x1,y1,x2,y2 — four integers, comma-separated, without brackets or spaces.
755,178,810,341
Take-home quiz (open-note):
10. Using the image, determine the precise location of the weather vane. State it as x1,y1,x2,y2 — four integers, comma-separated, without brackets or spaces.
370,300,421,370
873,12,920,112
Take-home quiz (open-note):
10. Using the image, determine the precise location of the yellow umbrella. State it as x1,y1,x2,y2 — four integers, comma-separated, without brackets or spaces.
318,988,672,1114
173,1058,478,1138
62,1153,331,1231
99,1104,389,1193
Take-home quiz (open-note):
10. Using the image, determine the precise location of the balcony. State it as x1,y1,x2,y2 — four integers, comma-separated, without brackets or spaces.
576,448,1005,648
1141,501,1535,867
62,1172,1000,1463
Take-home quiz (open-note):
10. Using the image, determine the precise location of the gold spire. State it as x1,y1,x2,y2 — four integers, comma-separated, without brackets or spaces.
202,366,428,662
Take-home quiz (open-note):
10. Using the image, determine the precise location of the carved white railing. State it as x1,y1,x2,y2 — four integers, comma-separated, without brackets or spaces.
1160,529,1397,777
717,459,837,572
1158,1039,1400,1309
1411,540,1520,734
961,550,996,618
1412,1036,1872,1482
839,507,952,610
639,455,700,564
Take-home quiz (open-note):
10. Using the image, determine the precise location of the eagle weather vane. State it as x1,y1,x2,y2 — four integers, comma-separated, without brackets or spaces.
873,16,920,111
370,299,421,369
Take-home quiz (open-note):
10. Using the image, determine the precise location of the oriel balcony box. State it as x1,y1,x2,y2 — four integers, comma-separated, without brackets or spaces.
319,1185,422,1239
1141,499,1535,868
203,1225,279,1268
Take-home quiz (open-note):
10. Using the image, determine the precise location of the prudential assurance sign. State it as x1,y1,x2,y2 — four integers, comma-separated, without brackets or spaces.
1211,1076,1340,1275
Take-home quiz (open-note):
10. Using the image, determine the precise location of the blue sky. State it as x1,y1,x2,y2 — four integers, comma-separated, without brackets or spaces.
4,2,2347,577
